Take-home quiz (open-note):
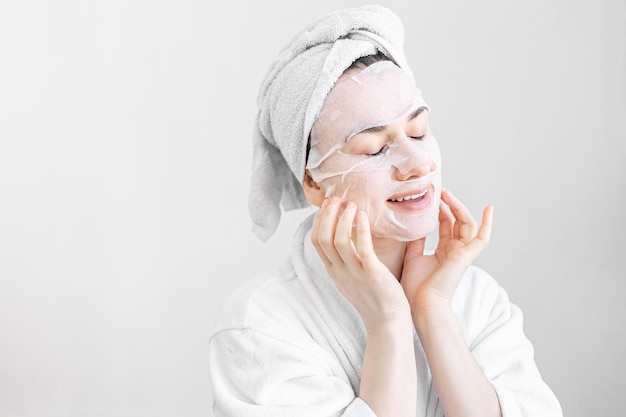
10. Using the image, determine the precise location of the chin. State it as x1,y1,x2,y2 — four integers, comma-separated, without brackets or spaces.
371,216,439,242
368,197,441,241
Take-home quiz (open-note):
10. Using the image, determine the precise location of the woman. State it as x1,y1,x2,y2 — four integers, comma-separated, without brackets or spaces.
209,5,562,417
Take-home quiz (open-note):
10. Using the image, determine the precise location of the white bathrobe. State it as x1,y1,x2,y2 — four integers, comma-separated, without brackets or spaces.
209,214,563,417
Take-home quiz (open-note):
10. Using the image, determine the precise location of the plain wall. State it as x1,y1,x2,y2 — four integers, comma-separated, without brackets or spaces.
0,0,624,416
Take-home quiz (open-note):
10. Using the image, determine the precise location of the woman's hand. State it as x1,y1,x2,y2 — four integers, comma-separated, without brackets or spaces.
400,189,494,315
311,197,410,332
399,189,502,417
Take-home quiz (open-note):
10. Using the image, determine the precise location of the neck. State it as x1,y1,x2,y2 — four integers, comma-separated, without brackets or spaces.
370,236,408,281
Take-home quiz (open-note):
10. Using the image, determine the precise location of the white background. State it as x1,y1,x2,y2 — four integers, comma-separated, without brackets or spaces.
0,1,624,416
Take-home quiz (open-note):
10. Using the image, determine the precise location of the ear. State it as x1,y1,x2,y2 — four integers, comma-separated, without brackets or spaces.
302,170,326,207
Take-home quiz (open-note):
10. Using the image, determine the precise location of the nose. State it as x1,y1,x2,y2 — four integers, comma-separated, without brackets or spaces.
390,138,436,181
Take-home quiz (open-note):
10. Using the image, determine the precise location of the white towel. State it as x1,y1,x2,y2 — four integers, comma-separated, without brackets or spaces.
249,4,414,241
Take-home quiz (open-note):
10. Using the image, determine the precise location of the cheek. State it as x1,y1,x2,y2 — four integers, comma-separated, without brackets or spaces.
429,138,442,165
320,169,389,203
434,148,442,167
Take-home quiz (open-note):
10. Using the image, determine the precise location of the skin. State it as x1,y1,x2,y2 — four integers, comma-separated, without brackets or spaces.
302,65,502,417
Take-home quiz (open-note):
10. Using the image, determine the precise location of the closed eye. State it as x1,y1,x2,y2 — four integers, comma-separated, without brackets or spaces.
367,144,389,156
409,135,426,140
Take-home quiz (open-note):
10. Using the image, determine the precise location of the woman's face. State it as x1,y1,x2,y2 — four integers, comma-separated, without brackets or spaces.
307,61,442,241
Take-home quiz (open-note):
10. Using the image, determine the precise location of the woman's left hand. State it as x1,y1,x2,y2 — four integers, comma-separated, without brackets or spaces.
400,188,494,315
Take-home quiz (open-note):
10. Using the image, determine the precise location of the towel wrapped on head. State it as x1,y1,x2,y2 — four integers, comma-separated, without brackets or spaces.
249,4,415,241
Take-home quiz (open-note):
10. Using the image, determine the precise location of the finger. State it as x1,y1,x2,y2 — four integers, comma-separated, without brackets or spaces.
334,202,361,266
404,237,426,263
438,198,455,242
475,204,494,245
316,196,344,265
311,198,328,243
311,198,333,269
443,189,477,242
354,210,377,267
465,205,495,259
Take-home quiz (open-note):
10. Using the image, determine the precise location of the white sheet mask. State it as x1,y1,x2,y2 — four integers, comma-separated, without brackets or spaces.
307,61,442,241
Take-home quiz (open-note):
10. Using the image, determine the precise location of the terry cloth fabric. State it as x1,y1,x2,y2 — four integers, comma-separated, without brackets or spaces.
208,214,564,416
249,4,414,241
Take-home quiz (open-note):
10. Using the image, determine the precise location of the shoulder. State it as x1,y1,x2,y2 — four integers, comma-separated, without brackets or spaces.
455,264,512,310
453,264,521,337
210,257,315,344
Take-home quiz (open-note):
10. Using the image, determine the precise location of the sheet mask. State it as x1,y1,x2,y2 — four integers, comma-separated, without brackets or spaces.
307,61,442,241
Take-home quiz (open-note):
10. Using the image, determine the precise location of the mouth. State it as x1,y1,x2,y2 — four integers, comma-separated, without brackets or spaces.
386,185,433,212
388,189,428,202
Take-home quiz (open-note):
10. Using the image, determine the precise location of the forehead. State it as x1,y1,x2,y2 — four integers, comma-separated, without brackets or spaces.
313,62,423,142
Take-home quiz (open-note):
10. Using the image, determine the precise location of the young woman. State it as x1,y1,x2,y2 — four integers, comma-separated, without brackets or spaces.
209,5,562,417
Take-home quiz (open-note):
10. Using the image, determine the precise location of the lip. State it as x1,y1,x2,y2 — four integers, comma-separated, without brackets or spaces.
386,184,434,213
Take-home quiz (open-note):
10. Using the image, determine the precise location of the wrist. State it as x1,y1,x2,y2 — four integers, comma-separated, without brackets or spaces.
411,303,457,335
363,306,413,336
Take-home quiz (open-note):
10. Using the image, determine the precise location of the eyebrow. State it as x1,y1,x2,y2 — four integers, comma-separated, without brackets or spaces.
351,105,429,137
407,105,428,122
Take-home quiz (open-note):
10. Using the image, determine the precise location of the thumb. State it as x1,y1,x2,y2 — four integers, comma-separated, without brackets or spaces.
404,237,426,263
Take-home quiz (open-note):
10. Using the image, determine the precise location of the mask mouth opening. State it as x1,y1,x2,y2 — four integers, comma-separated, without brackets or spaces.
387,187,429,203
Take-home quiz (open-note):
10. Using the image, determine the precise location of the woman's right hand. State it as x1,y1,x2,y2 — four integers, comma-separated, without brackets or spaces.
311,197,411,333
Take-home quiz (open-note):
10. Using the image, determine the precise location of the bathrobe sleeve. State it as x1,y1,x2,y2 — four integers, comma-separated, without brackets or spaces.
209,327,376,417
460,267,563,417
